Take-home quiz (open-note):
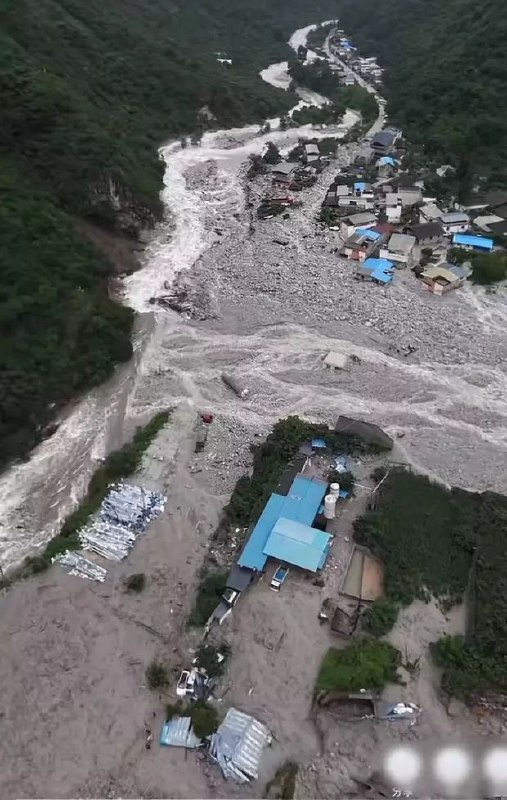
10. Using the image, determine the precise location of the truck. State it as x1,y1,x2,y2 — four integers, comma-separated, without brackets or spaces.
270,565,289,591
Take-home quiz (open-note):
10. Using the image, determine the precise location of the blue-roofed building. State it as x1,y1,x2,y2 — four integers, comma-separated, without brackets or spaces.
355,228,381,240
379,156,396,167
452,233,494,252
237,476,328,573
238,494,285,571
359,258,394,285
263,518,332,572
278,475,327,525
354,181,366,193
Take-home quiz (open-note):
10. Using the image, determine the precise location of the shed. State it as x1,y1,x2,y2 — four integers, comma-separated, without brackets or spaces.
263,517,332,572
324,351,348,370
238,494,285,572
452,233,494,252
226,564,254,592
270,162,295,176
160,717,202,749
208,708,272,783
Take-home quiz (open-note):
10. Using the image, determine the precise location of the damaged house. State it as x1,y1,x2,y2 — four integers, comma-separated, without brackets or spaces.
341,228,383,261
379,232,416,268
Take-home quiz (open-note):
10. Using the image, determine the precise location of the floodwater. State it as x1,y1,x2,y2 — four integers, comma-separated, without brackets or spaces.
1,21,506,571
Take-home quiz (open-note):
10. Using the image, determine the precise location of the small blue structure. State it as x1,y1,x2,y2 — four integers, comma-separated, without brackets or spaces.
311,437,327,449
452,233,493,252
361,257,395,284
354,181,366,193
379,156,396,167
263,517,332,572
238,494,285,571
356,228,381,240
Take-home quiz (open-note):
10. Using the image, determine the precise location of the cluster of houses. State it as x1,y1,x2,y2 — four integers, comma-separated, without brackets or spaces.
328,30,383,87
322,128,502,293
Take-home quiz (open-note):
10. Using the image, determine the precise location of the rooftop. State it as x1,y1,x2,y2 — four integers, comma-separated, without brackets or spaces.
386,232,416,254
440,212,470,224
420,203,443,220
347,212,377,225
361,257,394,284
408,222,445,240
263,517,332,572
270,162,295,176
452,233,493,250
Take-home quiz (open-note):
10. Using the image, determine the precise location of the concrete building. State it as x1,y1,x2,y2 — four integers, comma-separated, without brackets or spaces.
420,263,471,296
370,128,401,156
379,232,416,267
419,203,443,223
341,228,382,261
406,222,445,247
439,211,470,235
340,212,378,239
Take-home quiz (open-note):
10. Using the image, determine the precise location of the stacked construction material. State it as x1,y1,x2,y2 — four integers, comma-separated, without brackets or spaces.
79,483,166,561
53,551,108,582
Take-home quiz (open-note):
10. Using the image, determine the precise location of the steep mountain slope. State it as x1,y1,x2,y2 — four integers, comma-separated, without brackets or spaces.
0,0,337,467
337,0,507,183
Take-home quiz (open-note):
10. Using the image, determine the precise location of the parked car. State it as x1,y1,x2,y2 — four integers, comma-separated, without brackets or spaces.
270,565,289,591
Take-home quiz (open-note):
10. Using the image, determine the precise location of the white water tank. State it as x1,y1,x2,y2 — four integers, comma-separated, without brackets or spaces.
324,494,337,520
329,482,340,498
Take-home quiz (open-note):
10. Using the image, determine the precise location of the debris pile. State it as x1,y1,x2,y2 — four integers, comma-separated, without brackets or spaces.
208,707,272,783
78,483,166,560
53,551,108,582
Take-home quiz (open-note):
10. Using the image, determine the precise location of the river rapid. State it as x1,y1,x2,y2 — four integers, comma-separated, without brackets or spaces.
1,22,506,571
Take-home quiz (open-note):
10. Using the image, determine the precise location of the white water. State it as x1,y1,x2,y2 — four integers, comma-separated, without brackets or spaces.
0,21,505,571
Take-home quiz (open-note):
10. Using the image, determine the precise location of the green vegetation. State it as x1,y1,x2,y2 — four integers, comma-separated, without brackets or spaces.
189,701,219,738
11,410,170,581
354,469,477,610
187,569,228,627
1,0,342,465
195,643,231,678
223,415,390,530
448,248,507,285
146,659,170,690
317,640,400,692
124,573,147,593
336,0,507,194
288,60,378,126
328,469,355,496
355,467,507,699
363,598,400,638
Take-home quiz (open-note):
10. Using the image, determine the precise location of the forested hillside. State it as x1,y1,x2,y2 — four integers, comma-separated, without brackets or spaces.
337,0,507,186
0,0,337,468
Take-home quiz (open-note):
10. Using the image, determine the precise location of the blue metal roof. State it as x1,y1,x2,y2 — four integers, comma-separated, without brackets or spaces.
311,437,327,448
354,181,366,193
238,494,285,571
379,156,396,167
452,233,493,250
363,257,394,283
356,228,380,240
278,476,328,525
263,517,332,572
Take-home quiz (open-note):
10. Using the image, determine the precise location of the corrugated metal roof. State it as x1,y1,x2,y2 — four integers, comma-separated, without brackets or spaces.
278,476,327,525
440,212,470,224
160,717,202,749
227,564,254,592
452,233,493,250
355,228,380,240
238,494,285,571
209,707,272,783
263,517,332,572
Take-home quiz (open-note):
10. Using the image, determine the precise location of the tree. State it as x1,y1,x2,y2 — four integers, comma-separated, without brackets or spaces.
262,141,281,165
146,660,169,690
125,573,146,592
470,253,507,285
189,702,219,738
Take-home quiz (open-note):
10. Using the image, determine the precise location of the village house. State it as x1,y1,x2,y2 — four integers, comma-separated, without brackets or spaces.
370,128,401,156
379,232,416,267
304,143,320,165
340,212,378,239
420,263,472,296
451,233,494,253
419,203,443,223
473,215,506,233
357,257,394,285
439,211,471,235
406,222,445,248
341,228,383,261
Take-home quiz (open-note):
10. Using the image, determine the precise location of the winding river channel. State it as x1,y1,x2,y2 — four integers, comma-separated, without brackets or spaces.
1,21,506,571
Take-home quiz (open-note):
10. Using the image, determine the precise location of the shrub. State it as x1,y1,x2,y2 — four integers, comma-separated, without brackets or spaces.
146,660,169,690
317,640,400,692
125,573,146,593
363,599,400,637
470,253,507,285
195,643,231,677
187,570,228,627
328,469,355,496
189,701,219,738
